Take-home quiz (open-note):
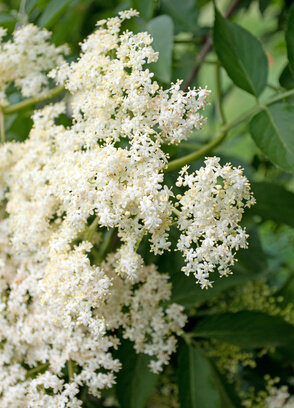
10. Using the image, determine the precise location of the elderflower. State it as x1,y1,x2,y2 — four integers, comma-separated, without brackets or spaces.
266,387,294,408
242,379,294,408
176,157,255,288
0,24,68,105
50,9,209,147
0,9,256,407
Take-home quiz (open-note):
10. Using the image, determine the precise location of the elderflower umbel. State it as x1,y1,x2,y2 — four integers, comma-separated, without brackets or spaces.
266,387,294,408
0,24,68,105
0,9,256,407
176,157,255,288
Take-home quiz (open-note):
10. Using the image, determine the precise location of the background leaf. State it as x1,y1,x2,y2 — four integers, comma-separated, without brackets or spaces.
115,340,158,408
147,15,174,83
213,7,268,96
193,311,294,348
0,13,16,30
39,0,72,28
25,0,38,14
177,344,234,408
249,103,294,172
250,182,294,227
279,64,294,89
160,0,199,34
131,0,154,21
286,4,294,75
171,270,258,309
171,228,266,308
177,344,222,408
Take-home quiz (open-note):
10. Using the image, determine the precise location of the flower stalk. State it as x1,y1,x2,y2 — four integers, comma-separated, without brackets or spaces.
166,88,294,172
3,86,65,115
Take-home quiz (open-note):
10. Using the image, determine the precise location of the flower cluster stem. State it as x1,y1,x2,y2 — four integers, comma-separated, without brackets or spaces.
25,363,49,378
0,108,5,143
166,130,226,172
166,88,294,172
98,228,116,260
68,359,74,382
3,86,65,115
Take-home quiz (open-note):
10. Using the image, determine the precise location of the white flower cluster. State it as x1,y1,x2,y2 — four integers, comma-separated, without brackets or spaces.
0,24,68,105
50,9,209,147
176,157,255,288
0,222,120,406
266,387,294,408
0,216,184,406
0,9,255,406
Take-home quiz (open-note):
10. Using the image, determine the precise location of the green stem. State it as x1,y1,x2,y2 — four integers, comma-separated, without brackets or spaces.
215,63,227,125
262,88,294,106
203,59,219,65
166,88,294,172
166,130,226,172
180,142,203,150
85,216,100,241
26,363,49,378
181,332,194,345
0,108,5,143
3,86,65,115
98,228,116,260
172,208,181,218
267,83,280,91
135,236,143,252
68,359,74,382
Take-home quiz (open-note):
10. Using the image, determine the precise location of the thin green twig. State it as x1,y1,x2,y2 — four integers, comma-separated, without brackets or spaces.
98,228,116,260
0,108,5,143
172,208,181,218
166,88,294,172
26,363,49,378
85,216,100,241
3,86,65,115
180,142,203,150
68,359,74,382
166,130,226,172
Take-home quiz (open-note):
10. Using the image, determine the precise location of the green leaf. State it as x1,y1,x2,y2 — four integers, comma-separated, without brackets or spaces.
286,4,294,75
279,64,294,89
249,103,294,172
193,311,294,348
160,0,199,34
276,344,294,362
132,0,154,20
0,13,16,30
147,15,174,83
25,0,38,13
116,340,158,408
177,345,222,408
213,7,268,96
38,0,72,28
177,344,234,408
237,227,267,273
259,0,271,14
250,182,294,227
171,272,255,308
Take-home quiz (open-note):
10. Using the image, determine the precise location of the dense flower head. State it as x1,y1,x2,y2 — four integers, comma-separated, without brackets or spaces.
0,9,256,407
50,9,210,147
0,24,68,105
265,387,294,408
176,157,255,288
